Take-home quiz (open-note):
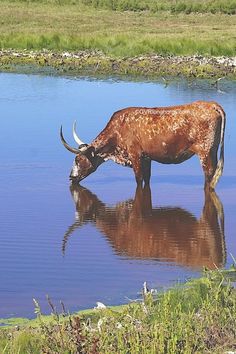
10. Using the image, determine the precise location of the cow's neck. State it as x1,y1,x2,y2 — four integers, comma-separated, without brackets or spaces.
92,138,133,168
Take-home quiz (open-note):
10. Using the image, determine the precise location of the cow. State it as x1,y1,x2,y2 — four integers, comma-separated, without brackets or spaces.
62,185,225,269
60,101,226,190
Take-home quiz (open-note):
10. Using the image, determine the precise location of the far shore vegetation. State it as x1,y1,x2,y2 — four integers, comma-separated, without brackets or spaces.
0,0,235,58
0,0,235,78
0,268,236,353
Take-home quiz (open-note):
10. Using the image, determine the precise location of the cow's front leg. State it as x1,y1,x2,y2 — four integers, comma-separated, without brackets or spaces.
131,155,144,187
141,156,151,186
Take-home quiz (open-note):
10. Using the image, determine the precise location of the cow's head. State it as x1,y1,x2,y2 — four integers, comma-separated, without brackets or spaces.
60,122,103,183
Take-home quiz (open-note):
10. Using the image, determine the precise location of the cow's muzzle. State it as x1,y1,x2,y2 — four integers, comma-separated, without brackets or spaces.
69,174,81,184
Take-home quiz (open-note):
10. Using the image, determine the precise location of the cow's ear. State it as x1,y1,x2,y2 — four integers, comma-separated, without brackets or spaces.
85,146,96,158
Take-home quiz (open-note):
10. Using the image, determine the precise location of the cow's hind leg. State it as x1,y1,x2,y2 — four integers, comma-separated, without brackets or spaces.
199,148,218,191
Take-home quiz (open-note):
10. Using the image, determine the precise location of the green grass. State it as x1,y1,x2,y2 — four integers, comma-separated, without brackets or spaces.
4,0,236,14
84,0,236,14
80,0,236,15
1,268,236,353
1,33,236,57
0,0,235,57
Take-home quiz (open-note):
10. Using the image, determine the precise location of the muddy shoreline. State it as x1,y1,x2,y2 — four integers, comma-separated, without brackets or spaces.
0,49,236,79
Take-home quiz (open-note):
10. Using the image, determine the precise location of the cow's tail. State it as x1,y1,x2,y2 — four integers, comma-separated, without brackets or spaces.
210,105,226,189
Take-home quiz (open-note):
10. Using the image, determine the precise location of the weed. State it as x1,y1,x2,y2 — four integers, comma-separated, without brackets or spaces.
1,269,236,353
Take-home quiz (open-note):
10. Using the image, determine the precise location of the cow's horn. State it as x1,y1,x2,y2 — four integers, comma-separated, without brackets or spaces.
60,126,81,154
73,121,85,146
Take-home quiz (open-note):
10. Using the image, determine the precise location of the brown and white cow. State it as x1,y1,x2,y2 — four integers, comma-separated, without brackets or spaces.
60,101,226,190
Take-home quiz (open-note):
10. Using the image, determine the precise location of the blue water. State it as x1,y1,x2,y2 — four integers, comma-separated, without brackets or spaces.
0,73,235,318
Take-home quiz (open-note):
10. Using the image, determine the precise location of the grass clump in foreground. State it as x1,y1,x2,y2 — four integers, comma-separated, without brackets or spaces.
1,268,236,353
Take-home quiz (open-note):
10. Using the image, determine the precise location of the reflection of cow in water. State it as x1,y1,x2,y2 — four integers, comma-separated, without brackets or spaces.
63,186,226,269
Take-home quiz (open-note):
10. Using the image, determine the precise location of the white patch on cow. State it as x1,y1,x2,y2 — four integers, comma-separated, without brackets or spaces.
104,147,132,167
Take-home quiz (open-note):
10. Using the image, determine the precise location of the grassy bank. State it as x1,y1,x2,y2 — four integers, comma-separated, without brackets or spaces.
1,49,236,79
0,1,235,78
0,0,235,78
0,1,235,58
1,268,236,353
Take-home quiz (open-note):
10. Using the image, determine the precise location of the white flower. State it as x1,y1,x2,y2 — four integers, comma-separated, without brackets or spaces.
94,302,106,309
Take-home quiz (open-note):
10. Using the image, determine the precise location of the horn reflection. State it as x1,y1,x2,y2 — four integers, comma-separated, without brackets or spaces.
63,185,226,269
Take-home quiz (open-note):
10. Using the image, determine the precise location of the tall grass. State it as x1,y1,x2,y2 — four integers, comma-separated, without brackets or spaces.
0,33,236,57
5,0,236,14
81,0,236,14
1,269,236,353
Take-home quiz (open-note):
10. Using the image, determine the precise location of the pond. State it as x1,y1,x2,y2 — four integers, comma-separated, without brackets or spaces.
0,73,235,318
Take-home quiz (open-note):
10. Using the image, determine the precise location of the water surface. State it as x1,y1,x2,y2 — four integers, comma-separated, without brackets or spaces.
0,74,235,318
